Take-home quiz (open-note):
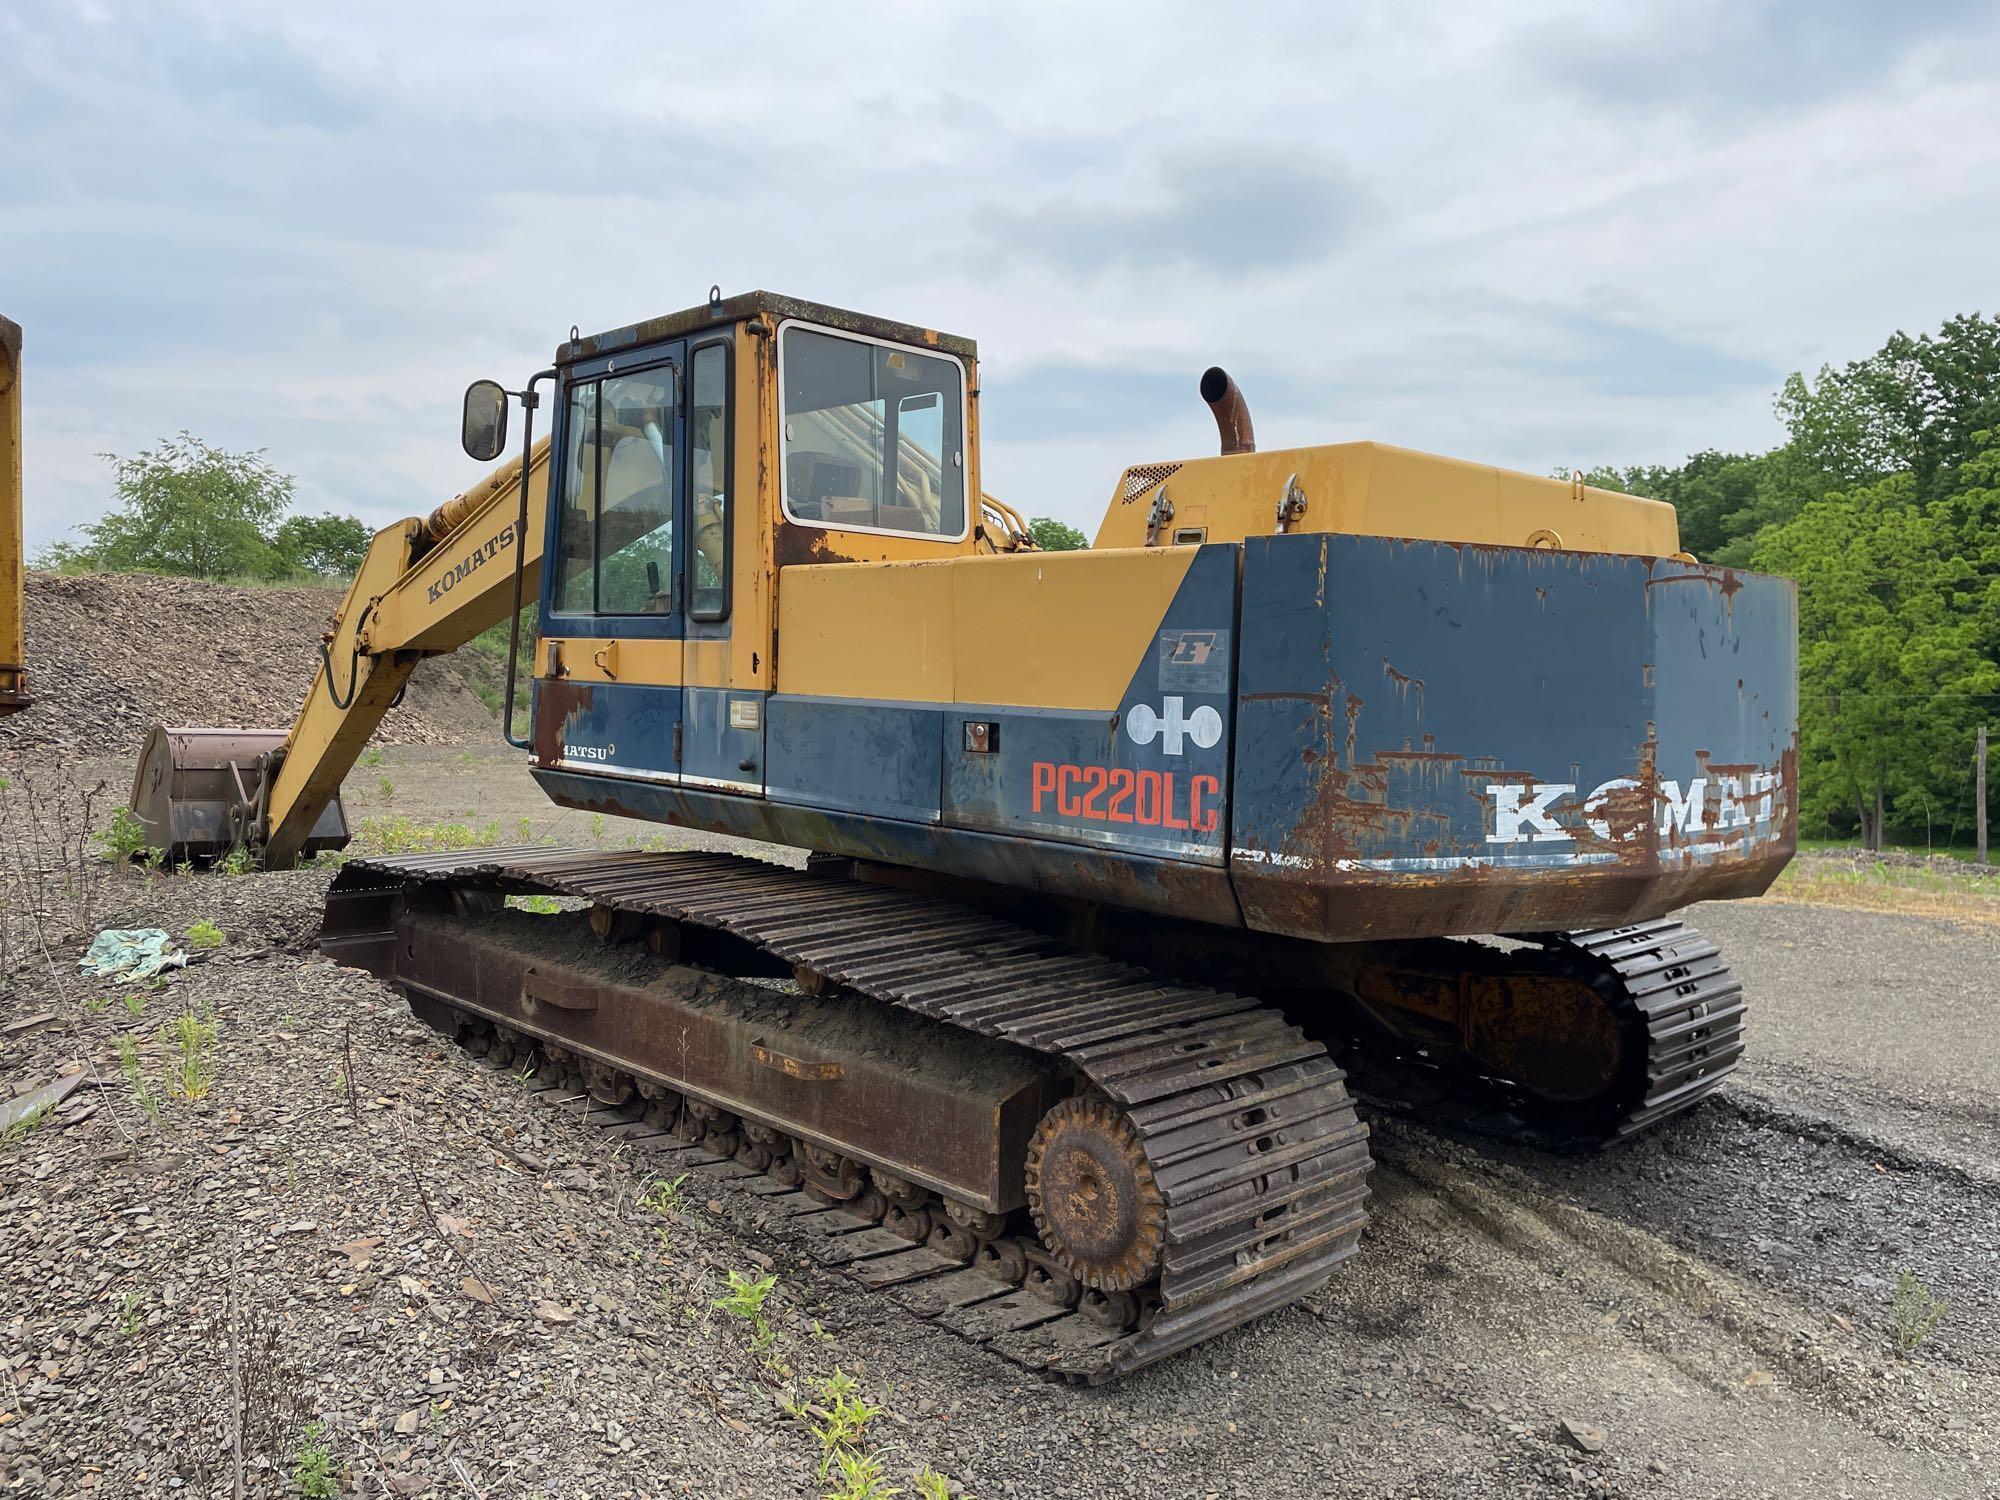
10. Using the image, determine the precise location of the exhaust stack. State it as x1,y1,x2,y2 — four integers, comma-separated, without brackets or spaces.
1200,366,1255,456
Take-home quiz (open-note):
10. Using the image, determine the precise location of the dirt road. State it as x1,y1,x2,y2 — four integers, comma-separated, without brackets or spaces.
1,748,1993,1498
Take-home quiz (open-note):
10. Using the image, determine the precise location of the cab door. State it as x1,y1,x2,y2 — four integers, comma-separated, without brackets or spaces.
536,347,687,784
676,335,765,794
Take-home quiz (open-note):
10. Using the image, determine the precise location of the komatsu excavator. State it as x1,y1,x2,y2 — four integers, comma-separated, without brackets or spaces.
129,291,1797,1381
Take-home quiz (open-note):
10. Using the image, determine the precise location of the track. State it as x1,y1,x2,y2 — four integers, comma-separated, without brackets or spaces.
1339,918,1748,1151
322,846,1374,1382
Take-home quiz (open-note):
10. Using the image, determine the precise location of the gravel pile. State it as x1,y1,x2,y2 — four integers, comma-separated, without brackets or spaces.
0,572,497,759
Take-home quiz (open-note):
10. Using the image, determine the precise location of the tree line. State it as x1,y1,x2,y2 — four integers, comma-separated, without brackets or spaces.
38,432,371,581
1581,313,2000,849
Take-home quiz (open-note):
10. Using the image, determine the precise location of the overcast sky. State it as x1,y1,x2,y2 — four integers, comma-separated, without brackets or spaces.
5,0,1998,553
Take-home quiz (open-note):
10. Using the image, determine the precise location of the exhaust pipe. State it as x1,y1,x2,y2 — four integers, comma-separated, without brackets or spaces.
1200,366,1255,456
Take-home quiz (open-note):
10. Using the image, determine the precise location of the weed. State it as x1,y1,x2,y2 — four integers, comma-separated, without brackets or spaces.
123,991,147,1017
291,1420,337,1498
824,1447,900,1500
913,1469,958,1500
507,894,560,914
0,1104,51,1146
85,993,114,1014
185,920,225,950
101,806,151,861
1,766,115,960
1892,1268,1947,1354
640,1173,690,1215
517,816,534,843
352,816,501,857
804,1368,882,1477
118,1291,146,1338
117,1033,163,1124
359,746,385,768
714,1268,778,1351
216,845,254,877
167,1008,219,1102
377,776,396,803
589,812,607,843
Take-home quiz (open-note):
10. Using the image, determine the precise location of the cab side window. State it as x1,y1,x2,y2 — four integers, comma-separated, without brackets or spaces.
554,369,678,615
688,342,730,619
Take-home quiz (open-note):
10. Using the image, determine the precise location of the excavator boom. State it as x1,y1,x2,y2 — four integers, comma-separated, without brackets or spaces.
129,437,549,864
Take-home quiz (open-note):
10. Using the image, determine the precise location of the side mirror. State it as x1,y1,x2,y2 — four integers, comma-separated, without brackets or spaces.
461,379,509,462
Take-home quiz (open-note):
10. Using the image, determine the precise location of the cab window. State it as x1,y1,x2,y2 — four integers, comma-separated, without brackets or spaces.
688,342,730,619
553,368,677,614
780,324,965,540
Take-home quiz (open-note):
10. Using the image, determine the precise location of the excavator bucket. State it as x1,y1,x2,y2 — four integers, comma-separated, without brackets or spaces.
129,726,350,863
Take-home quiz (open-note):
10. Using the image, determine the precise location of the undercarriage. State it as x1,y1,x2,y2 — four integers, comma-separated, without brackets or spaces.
322,845,1742,1381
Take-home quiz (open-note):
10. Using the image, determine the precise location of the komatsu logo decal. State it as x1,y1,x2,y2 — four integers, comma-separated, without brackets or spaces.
426,520,521,604
1482,773,1781,845
1125,696,1224,756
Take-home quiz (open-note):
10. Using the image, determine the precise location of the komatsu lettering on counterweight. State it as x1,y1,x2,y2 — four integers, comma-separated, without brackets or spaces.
1483,773,1780,845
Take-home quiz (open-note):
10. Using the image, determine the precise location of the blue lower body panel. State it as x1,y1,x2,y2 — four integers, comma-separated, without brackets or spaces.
1229,535,1797,940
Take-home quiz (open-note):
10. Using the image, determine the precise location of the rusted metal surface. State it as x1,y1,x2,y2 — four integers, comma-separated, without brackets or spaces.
1333,919,1747,1148
1024,1096,1167,1292
323,845,1374,1380
390,907,1048,1211
560,290,976,370
1198,367,1256,455
1231,535,1799,941
128,725,349,862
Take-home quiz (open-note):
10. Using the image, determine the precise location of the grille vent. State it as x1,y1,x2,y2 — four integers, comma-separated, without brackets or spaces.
1119,462,1182,502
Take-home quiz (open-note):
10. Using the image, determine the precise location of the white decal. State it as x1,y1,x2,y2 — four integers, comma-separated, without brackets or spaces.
1658,778,1705,837
1485,783,1571,843
1125,696,1223,756
1481,772,1784,846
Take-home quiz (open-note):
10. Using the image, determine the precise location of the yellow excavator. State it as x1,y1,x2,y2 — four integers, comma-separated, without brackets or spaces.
1,315,29,719
129,291,1797,1380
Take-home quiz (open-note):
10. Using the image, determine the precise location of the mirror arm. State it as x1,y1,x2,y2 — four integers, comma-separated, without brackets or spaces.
502,371,555,752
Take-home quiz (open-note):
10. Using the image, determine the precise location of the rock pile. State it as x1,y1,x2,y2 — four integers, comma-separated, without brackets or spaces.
0,571,500,758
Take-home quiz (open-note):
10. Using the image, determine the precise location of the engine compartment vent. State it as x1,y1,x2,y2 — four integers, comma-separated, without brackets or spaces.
1119,462,1182,502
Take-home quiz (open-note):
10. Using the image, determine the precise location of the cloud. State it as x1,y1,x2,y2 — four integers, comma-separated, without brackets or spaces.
1524,0,1997,118
971,145,1359,277
3,0,1997,558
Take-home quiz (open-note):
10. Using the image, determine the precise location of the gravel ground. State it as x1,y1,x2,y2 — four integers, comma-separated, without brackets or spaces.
1,750,1994,1498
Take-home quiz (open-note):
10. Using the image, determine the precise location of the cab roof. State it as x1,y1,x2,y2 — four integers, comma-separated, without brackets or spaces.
558,291,978,367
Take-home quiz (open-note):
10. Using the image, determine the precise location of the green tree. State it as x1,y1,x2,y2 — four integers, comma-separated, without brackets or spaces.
1028,516,1088,551
56,433,293,578
272,512,371,576
38,433,374,582
1753,455,2000,846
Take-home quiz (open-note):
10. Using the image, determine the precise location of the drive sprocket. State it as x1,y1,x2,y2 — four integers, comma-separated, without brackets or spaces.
1024,1096,1167,1292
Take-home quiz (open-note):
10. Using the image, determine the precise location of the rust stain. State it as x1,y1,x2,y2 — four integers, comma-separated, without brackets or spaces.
533,677,596,765
772,518,860,572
